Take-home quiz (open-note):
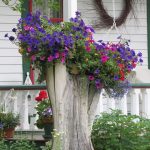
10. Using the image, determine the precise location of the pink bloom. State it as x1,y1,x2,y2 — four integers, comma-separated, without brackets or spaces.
86,46,91,52
88,75,94,81
54,53,60,59
40,56,46,61
29,27,34,31
101,55,109,63
61,57,65,63
31,55,36,61
61,52,66,57
65,47,69,51
24,26,31,31
27,47,31,52
48,55,53,62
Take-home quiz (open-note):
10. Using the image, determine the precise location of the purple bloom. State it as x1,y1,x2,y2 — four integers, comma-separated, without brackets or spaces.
114,75,119,81
137,52,142,57
12,28,17,32
139,58,143,63
9,36,15,41
94,69,100,74
75,11,81,17
4,33,8,37
95,79,100,84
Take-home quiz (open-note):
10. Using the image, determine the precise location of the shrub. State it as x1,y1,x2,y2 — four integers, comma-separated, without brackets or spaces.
91,110,150,150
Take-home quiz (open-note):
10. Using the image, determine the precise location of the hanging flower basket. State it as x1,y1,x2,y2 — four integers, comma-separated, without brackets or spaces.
5,11,143,99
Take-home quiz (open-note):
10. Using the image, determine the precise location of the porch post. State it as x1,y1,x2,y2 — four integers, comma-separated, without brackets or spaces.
63,0,77,21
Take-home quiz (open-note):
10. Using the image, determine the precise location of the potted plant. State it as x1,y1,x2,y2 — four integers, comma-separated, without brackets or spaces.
2,112,20,138
35,90,53,140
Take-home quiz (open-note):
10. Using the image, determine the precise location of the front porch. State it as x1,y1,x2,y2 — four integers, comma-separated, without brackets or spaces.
0,84,149,138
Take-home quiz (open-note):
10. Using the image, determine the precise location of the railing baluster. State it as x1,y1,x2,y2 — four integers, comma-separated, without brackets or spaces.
119,95,127,115
20,91,30,130
107,98,116,113
130,89,140,115
141,89,150,118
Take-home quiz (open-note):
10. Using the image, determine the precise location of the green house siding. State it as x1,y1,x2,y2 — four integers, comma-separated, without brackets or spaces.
21,0,31,83
147,0,150,69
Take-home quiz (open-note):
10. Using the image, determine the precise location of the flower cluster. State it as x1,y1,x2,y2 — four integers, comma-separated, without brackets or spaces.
35,90,53,129
6,11,143,98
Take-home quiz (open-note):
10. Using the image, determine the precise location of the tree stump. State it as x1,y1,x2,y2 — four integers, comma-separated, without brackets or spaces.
46,63,100,150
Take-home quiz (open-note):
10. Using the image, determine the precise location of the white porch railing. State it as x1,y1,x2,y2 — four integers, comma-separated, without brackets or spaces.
0,84,150,131
0,85,47,131
96,84,150,119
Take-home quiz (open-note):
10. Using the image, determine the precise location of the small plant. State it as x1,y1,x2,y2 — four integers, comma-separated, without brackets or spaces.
91,110,150,150
35,90,53,129
2,112,19,130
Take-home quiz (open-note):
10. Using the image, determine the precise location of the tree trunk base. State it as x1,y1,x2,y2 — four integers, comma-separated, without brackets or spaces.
46,64,100,150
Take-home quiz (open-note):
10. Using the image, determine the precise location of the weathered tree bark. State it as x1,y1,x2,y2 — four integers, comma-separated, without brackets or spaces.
46,63,100,150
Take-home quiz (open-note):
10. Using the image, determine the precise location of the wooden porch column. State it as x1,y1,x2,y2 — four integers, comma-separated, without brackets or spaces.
63,0,77,21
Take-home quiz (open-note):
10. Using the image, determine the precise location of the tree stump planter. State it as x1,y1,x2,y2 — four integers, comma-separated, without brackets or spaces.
46,63,100,150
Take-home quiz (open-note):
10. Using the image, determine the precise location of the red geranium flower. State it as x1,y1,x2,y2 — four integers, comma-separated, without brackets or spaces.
35,90,48,102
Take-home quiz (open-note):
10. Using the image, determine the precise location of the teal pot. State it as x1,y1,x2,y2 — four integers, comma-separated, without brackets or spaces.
43,123,53,140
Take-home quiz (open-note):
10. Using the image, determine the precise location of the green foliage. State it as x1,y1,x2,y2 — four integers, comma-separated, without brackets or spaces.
0,140,8,150
2,0,24,12
41,141,52,150
91,110,150,150
2,0,60,13
10,140,37,150
1,112,20,129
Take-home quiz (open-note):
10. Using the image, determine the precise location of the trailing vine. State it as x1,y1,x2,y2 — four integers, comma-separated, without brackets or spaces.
93,0,135,28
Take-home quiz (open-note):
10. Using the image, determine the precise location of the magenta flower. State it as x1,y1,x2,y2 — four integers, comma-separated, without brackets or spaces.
24,26,31,31
54,53,60,59
40,56,46,61
86,46,91,52
101,55,109,63
61,57,65,63
31,55,36,61
48,55,53,62
27,47,31,52
88,75,94,81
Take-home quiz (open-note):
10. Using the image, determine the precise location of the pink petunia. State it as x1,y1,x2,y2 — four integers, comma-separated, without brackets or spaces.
24,26,31,31
40,56,46,61
101,55,109,63
86,46,91,52
27,47,31,52
48,55,54,62
54,53,60,59
88,75,94,81
61,57,65,63
31,55,36,61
